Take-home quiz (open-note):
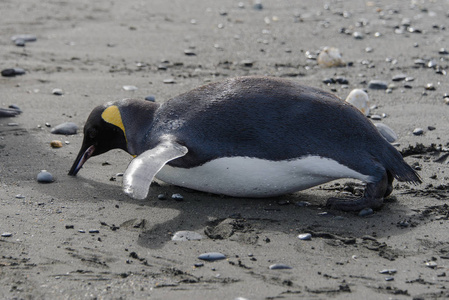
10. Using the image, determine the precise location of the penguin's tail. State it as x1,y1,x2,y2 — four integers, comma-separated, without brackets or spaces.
383,144,422,184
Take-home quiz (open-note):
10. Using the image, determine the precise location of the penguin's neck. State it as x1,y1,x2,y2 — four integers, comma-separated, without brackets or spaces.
119,100,160,156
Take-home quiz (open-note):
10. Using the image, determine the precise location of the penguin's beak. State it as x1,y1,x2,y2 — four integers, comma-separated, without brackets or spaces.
68,145,96,176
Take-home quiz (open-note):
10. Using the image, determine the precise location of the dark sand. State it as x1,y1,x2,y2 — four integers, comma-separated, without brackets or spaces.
1,0,449,299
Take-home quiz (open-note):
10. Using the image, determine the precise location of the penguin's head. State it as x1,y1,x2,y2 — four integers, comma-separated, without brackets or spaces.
68,102,129,176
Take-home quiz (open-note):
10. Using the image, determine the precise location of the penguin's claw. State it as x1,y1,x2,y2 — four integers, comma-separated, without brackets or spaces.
326,196,384,211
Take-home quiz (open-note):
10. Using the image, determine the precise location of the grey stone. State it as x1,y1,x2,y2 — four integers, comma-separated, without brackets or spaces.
37,170,54,183
198,252,226,261
51,122,78,135
269,263,292,270
368,80,388,90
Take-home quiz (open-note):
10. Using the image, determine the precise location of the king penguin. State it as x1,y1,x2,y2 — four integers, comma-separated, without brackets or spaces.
68,76,421,211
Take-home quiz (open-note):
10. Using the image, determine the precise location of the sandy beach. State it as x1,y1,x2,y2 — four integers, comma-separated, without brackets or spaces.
1,0,449,299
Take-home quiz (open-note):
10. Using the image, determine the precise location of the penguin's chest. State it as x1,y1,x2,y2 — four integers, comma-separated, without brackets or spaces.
155,156,372,197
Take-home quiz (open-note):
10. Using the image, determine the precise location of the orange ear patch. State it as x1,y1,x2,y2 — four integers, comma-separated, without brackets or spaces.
101,105,127,139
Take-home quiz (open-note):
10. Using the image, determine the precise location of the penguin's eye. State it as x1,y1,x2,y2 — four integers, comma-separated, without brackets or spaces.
88,128,97,139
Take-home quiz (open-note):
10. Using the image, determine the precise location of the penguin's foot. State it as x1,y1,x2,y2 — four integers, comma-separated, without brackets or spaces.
326,196,384,211
327,171,389,212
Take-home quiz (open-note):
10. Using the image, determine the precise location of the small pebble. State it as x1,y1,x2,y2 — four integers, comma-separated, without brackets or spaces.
425,83,436,91
297,233,312,240
78,230,85,233
368,80,388,90
50,122,79,135
428,60,438,68
317,47,344,67
158,193,167,200
253,1,263,10
385,277,395,281
11,34,37,43
52,88,64,96
414,59,426,66
50,140,63,148
379,269,397,274
172,231,203,241
392,74,406,82
89,229,100,234
428,126,436,131
194,263,204,268
14,39,26,47
9,104,22,112
318,212,332,217
323,78,335,84
374,123,398,143
240,60,254,67
269,264,292,270
145,95,156,102
370,115,382,121
1,68,26,77
172,193,184,201
163,78,175,84
123,85,138,91
184,49,196,56
65,225,74,229
353,31,364,39
1,233,12,237
439,48,449,55
345,89,370,116
426,261,438,268
413,128,424,136
359,208,373,217
295,201,310,207
198,252,226,261
335,77,348,84
15,194,25,199
37,170,54,183
397,220,410,228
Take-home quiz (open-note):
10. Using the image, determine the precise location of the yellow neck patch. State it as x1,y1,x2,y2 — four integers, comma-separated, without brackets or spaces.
101,105,127,142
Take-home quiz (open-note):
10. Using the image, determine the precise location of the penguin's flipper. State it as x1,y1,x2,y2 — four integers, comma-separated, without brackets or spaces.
123,140,188,200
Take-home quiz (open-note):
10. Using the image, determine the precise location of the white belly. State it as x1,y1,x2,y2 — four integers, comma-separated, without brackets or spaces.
155,156,373,197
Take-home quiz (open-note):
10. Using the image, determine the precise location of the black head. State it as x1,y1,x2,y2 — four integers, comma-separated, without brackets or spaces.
68,103,128,176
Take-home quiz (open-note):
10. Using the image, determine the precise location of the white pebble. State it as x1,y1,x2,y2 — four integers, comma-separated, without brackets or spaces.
123,85,138,91
345,89,370,116
317,47,344,67
172,231,203,241
297,233,312,240
52,88,64,96
172,193,184,200
413,128,424,136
